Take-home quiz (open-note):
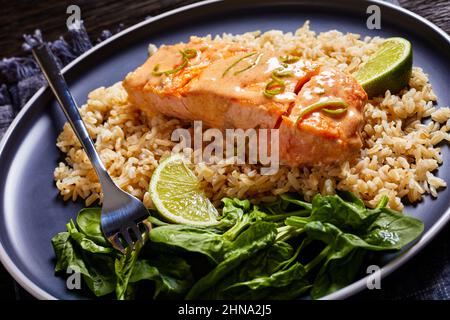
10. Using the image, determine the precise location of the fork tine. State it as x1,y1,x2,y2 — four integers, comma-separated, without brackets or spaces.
121,228,134,249
130,224,143,243
108,234,125,253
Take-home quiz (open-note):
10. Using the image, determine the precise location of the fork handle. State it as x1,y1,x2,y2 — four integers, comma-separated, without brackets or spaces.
32,44,116,193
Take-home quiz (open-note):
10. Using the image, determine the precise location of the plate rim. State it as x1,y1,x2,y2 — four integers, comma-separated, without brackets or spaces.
0,0,449,300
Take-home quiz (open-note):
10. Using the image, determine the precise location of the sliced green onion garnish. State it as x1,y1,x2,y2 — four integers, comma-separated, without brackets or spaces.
152,48,197,76
152,64,161,74
264,75,285,98
181,48,197,59
234,53,262,75
152,59,188,76
273,67,294,78
223,52,258,77
322,106,349,114
280,55,300,64
295,99,349,125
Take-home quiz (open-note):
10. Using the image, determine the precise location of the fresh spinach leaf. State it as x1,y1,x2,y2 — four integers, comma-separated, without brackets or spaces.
149,225,228,264
186,221,277,299
285,193,417,239
222,262,307,299
311,248,366,299
76,208,108,246
221,197,308,240
67,219,113,254
52,231,88,274
115,243,142,300
304,211,423,299
231,241,293,281
148,215,169,226
201,240,301,299
222,207,266,241
51,228,116,297
304,217,423,252
278,193,312,211
336,190,366,208
293,195,378,233
363,207,424,250
130,255,193,299
82,254,117,297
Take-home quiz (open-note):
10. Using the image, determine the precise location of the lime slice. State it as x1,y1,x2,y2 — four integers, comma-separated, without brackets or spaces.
149,154,218,226
355,37,412,98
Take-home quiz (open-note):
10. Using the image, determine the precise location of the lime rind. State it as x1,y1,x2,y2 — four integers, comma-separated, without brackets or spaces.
355,37,413,98
150,154,218,226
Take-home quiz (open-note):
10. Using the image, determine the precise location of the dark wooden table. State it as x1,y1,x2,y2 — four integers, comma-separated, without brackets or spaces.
1,0,449,58
0,0,449,300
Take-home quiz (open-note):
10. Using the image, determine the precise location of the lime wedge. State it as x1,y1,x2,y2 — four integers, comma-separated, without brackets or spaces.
149,154,218,226
355,37,412,98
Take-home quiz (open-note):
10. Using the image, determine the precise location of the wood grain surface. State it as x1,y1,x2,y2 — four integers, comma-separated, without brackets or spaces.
0,0,448,58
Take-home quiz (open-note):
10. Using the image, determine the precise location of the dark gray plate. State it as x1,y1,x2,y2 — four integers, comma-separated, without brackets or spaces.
0,0,449,300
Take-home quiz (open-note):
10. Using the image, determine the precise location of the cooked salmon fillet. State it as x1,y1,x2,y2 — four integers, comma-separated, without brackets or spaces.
279,65,367,166
123,37,367,167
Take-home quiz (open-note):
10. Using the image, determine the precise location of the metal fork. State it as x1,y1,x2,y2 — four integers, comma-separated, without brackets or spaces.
32,44,151,252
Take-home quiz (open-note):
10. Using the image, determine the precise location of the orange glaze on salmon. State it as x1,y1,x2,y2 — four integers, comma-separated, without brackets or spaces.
123,37,367,167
